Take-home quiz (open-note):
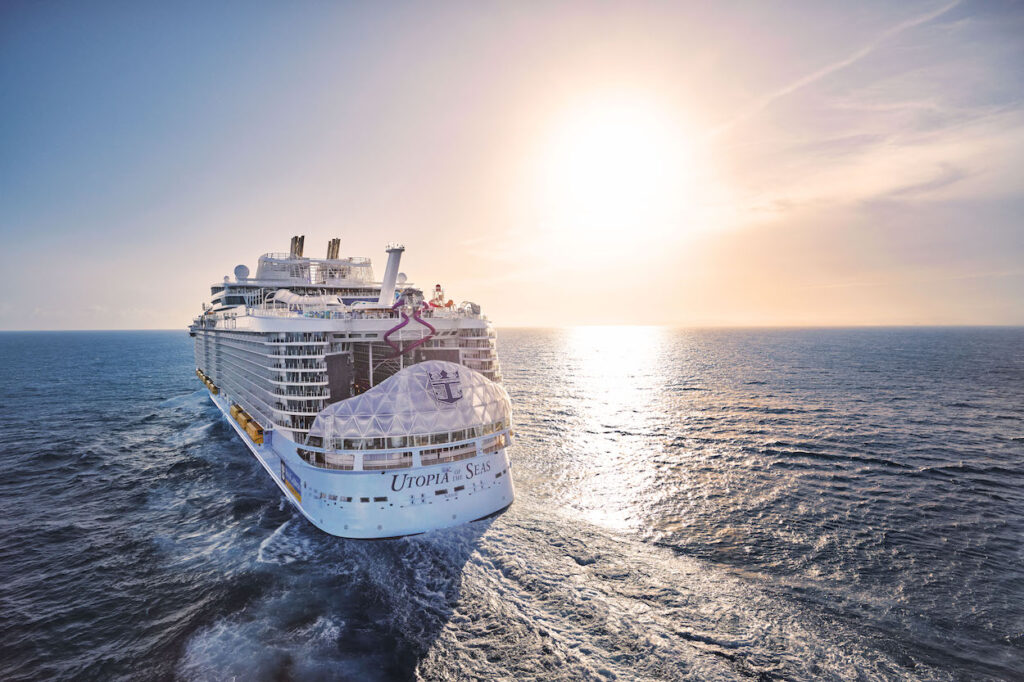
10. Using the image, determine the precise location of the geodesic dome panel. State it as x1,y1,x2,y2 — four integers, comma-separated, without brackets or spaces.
308,360,511,440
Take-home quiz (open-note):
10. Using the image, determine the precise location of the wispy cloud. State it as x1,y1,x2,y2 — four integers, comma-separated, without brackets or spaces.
880,162,971,199
800,267,1024,291
710,1,961,136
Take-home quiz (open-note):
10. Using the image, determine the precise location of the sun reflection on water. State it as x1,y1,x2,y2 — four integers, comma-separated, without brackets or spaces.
550,326,676,531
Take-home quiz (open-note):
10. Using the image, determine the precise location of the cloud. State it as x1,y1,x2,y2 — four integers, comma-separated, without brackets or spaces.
727,103,1024,226
710,1,962,136
880,163,971,199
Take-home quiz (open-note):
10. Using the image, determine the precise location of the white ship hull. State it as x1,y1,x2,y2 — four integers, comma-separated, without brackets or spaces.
210,384,515,539
190,238,514,538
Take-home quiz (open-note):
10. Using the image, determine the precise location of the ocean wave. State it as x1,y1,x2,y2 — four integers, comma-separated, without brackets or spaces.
3,329,1023,681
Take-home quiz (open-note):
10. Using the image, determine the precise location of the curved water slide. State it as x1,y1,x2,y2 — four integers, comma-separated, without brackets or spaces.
383,300,436,359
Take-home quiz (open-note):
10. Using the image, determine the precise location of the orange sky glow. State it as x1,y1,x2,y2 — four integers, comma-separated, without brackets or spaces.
2,1,1022,329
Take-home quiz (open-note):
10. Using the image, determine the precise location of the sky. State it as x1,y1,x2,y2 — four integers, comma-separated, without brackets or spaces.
1,0,1022,329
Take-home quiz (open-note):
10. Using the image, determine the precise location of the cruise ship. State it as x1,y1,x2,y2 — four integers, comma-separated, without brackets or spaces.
189,236,514,538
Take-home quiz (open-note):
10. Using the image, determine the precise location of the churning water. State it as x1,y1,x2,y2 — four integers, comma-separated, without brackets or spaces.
0,328,1022,680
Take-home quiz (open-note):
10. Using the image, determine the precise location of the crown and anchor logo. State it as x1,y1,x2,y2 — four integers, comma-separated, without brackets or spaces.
428,368,463,405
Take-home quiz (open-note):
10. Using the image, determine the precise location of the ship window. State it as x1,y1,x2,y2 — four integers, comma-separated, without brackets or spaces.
435,489,447,496
362,451,412,471
454,485,465,492
373,496,387,502
482,433,507,455
419,443,477,466
360,497,370,503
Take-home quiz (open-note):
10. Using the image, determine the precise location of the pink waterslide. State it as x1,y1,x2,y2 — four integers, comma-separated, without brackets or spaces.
383,300,436,359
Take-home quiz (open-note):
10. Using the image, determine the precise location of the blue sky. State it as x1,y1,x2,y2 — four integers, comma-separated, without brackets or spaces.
2,1,1022,328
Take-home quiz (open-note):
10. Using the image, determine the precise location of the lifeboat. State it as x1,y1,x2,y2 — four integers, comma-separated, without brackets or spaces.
196,368,220,394
245,421,265,445
229,403,263,444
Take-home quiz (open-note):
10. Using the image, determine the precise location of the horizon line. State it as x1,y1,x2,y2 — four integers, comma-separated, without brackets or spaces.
2,324,1023,333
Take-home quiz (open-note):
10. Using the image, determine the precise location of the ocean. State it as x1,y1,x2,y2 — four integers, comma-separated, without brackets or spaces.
0,328,1021,680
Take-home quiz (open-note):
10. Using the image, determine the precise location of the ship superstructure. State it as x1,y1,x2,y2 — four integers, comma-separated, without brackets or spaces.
190,236,513,538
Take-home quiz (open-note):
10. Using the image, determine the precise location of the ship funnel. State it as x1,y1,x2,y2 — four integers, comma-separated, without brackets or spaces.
296,235,305,258
377,243,405,306
326,237,340,259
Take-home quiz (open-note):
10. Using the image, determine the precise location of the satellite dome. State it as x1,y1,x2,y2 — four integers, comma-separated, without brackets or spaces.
234,264,250,280
397,272,407,284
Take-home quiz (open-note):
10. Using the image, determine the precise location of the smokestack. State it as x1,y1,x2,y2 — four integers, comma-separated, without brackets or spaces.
376,244,405,306
326,238,340,259
296,235,305,258
289,236,298,258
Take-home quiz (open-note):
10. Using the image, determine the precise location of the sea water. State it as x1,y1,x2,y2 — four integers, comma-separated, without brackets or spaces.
0,328,1021,680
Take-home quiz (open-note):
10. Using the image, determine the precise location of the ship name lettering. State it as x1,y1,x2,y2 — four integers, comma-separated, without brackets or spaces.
390,470,451,492
465,461,491,479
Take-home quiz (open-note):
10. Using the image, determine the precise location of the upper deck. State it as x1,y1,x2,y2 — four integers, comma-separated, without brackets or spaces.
191,236,501,442
250,252,375,287
203,238,410,310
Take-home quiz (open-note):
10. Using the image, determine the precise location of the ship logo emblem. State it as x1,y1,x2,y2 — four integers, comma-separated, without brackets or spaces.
428,369,463,405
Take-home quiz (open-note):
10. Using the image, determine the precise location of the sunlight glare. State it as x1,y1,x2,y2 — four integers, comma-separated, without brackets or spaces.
558,326,669,531
535,96,693,241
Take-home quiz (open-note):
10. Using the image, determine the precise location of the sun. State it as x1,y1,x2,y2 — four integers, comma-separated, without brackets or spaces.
534,95,693,242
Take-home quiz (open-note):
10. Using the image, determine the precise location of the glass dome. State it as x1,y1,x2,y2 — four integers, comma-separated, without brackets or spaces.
308,361,511,442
